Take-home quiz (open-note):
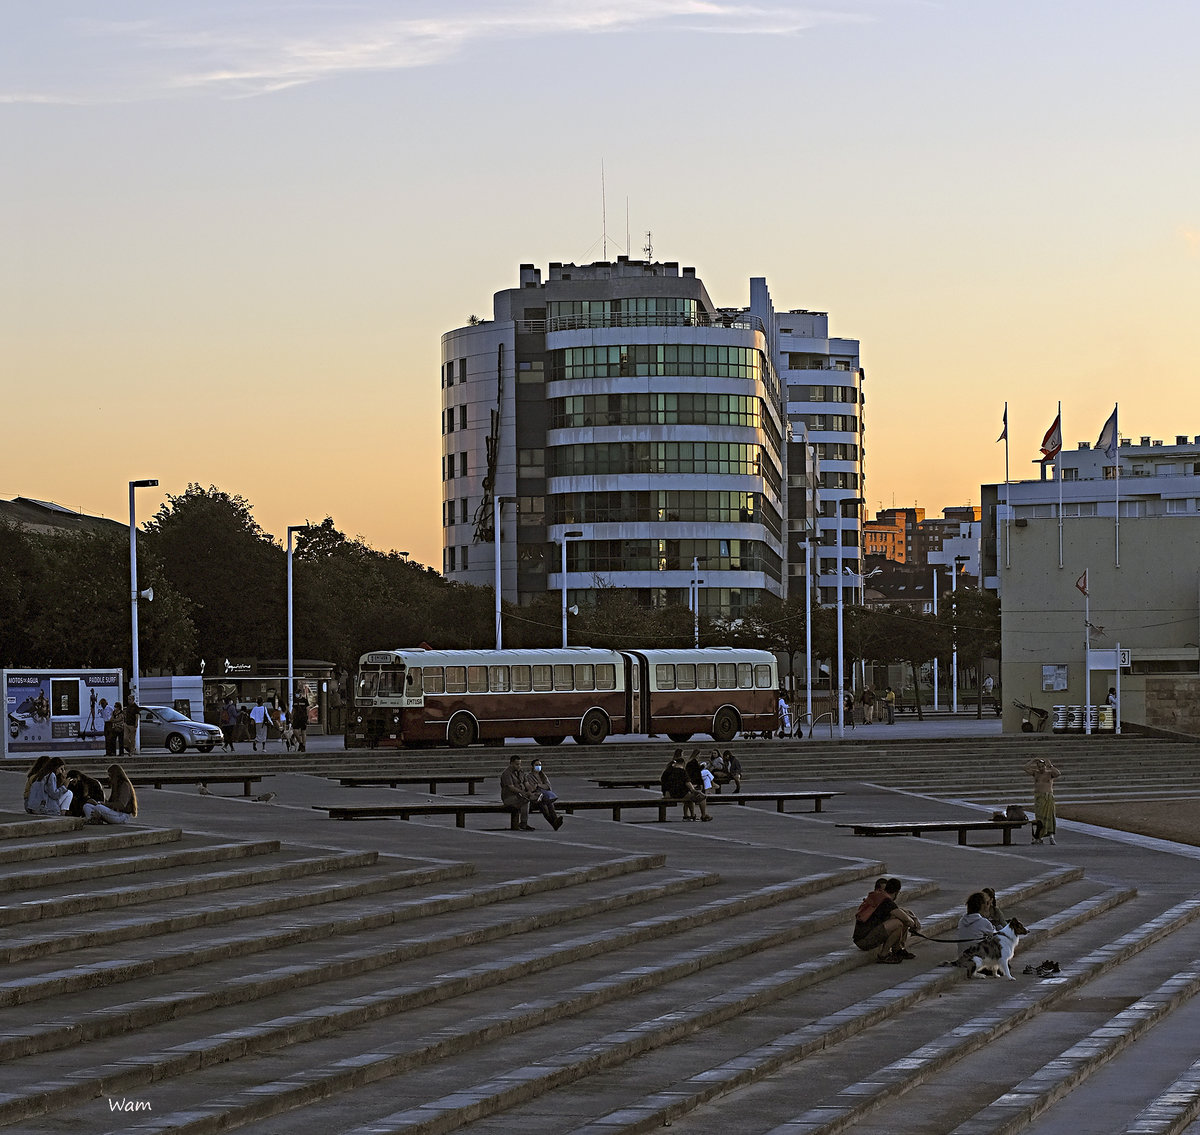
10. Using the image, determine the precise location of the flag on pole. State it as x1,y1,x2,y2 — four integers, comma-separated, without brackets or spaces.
1096,404,1118,460
1040,413,1062,462
997,406,1008,443
1075,570,1088,596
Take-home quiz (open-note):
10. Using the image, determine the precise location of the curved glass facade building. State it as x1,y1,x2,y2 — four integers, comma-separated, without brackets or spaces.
441,259,849,621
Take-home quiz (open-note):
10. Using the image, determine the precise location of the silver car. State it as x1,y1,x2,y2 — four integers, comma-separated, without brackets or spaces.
137,705,223,754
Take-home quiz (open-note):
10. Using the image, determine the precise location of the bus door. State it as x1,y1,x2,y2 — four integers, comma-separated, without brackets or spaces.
622,655,641,734
625,652,651,735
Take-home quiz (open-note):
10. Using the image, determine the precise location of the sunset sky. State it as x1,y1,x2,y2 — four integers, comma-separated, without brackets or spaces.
4,1,1198,567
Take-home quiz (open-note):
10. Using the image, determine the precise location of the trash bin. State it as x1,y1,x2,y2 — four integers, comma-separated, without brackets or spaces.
1067,705,1084,732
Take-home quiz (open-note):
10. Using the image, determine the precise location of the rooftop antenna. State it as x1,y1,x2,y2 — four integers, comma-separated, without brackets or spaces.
626,197,630,257
644,230,653,260
601,160,607,260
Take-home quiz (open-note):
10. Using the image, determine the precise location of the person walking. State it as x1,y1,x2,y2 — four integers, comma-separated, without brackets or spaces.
249,697,270,752
776,693,792,738
291,687,310,752
884,686,897,725
110,700,126,756
1023,756,1061,845
861,686,875,724
123,694,140,755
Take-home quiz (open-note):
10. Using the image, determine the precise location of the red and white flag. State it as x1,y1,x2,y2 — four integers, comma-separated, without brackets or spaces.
1075,570,1088,597
1040,413,1062,462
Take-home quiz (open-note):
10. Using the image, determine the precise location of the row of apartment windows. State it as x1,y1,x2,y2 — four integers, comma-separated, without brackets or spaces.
814,442,860,462
787,385,857,404
546,442,780,495
799,414,858,434
442,453,468,480
444,545,470,573
1018,500,1200,518
441,405,468,434
550,392,761,430
549,490,782,539
564,538,782,579
441,358,468,388
547,297,698,319
564,586,770,618
549,343,764,382
443,498,469,527
785,355,856,372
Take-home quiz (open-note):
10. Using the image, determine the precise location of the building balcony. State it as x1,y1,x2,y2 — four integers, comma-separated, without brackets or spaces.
517,312,766,335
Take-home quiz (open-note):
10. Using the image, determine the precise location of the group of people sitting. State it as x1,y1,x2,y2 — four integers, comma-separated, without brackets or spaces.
853,878,1009,965
659,748,744,821
23,755,138,825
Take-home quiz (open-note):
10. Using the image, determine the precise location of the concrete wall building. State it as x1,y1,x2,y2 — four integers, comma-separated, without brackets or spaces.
441,259,798,620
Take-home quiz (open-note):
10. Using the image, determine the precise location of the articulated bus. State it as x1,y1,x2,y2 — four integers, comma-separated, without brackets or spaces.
346,646,778,749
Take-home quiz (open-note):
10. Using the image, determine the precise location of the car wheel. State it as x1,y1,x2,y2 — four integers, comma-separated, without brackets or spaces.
667,733,693,743
575,710,609,746
711,708,740,743
197,743,215,753
446,712,477,748
166,733,187,754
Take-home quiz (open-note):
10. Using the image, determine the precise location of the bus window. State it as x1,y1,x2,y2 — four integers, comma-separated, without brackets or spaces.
446,666,467,694
737,663,753,689
677,664,696,690
656,664,676,690
467,666,488,693
597,664,616,691
717,663,737,689
532,665,553,692
698,664,716,689
575,664,595,691
754,664,774,688
489,666,510,692
553,664,574,691
511,665,532,692
406,667,422,692
423,667,445,694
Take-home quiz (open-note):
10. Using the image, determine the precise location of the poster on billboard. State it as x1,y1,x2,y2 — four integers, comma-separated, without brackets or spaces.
3,669,124,760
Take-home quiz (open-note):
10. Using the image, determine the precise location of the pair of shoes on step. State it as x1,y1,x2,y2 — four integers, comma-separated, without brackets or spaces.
1023,960,1061,976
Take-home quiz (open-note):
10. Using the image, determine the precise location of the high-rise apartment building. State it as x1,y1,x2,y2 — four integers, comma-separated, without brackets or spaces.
749,282,865,603
441,259,805,620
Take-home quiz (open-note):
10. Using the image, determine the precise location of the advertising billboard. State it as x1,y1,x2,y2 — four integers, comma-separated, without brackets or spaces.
3,668,124,759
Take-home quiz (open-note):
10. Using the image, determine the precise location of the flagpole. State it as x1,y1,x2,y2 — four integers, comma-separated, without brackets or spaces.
1114,406,1120,568
1003,402,1010,570
1084,578,1091,735
1057,400,1063,569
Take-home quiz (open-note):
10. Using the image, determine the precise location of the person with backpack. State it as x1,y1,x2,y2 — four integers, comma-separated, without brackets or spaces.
852,877,921,963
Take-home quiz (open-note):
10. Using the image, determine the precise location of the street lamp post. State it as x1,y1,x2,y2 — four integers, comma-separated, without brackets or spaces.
690,556,706,647
802,538,813,726
287,525,308,723
493,496,515,649
951,556,968,713
932,567,940,711
129,478,158,754
836,497,865,739
561,530,583,647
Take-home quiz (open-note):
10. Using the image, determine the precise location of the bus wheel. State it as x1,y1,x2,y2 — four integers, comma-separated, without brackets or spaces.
534,735,565,746
575,710,609,746
711,708,740,743
667,733,693,743
446,712,477,748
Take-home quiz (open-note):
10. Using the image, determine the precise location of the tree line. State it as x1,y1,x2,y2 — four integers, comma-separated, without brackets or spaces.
0,484,999,697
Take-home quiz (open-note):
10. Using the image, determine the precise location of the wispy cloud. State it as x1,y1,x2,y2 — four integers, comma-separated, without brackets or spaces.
1180,227,1200,257
2,1,879,104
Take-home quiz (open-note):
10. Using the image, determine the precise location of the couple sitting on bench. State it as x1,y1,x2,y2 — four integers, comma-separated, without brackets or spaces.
500,755,563,831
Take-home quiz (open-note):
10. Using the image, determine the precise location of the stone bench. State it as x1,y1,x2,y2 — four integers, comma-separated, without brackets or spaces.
338,775,488,794
836,818,1027,846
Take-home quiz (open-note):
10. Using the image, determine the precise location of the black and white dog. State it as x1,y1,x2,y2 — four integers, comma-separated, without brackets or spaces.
959,917,1030,980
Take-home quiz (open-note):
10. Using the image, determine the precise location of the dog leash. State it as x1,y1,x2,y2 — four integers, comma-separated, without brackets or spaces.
911,930,998,945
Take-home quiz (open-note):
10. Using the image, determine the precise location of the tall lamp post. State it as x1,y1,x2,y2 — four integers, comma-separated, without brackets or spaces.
690,556,707,647
836,496,865,738
560,529,583,647
129,478,159,754
287,525,309,722
493,496,515,649
932,567,940,711
951,556,968,713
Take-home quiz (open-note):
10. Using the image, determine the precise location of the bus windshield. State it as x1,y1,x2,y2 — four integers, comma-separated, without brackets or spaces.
359,668,406,698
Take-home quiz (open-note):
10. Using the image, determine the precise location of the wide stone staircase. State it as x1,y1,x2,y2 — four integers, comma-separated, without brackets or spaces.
6,733,1200,1133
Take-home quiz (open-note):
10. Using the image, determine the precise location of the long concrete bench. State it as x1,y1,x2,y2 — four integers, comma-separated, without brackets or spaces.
836,818,1027,846
132,773,268,797
338,775,488,794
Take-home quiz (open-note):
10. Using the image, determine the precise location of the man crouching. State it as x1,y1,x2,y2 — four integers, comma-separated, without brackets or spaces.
852,877,921,963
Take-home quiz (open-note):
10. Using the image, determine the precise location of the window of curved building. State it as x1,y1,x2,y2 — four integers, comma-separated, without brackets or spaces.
549,490,782,540
549,343,761,381
551,392,760,429
546,297,699,330
549,441,781,497
561,538,782,582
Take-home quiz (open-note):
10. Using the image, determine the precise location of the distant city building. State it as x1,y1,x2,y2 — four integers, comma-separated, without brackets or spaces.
441,259,814,620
